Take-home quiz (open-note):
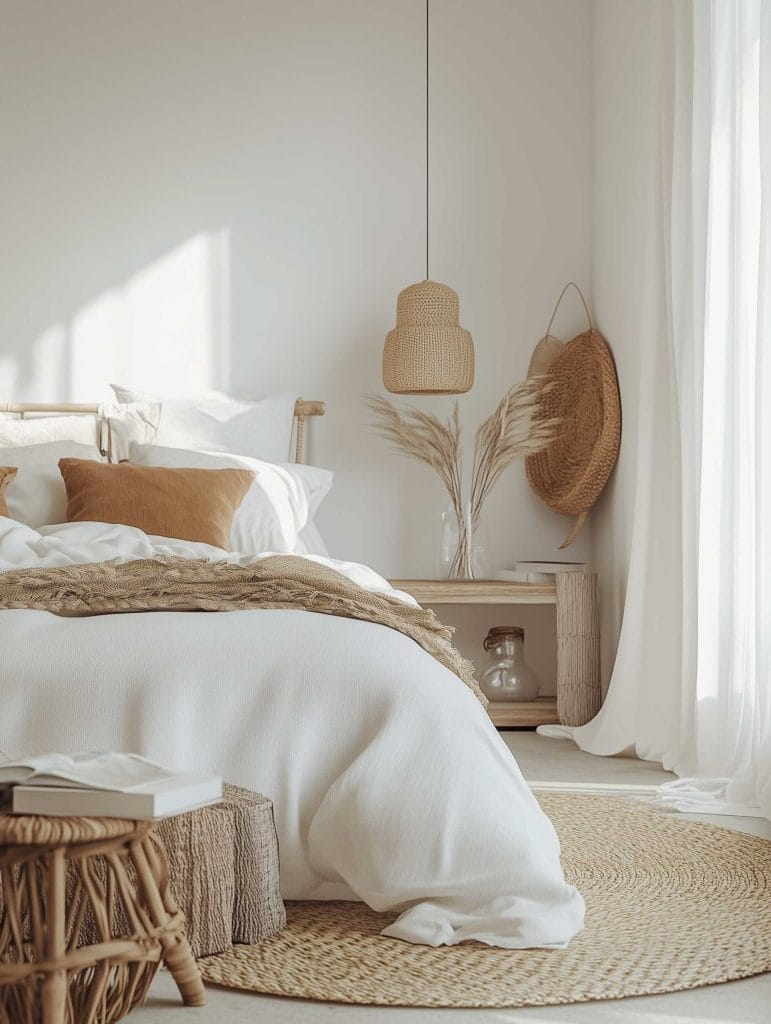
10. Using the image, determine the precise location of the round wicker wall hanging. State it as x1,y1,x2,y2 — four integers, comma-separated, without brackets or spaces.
526,282,621,548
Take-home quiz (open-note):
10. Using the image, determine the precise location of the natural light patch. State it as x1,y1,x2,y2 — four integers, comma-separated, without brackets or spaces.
31,326,69,400
69,290,122,400
62,230,231,401
0,356,19,396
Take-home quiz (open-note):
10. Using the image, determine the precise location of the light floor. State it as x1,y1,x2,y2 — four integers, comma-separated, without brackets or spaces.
136,733,771,1024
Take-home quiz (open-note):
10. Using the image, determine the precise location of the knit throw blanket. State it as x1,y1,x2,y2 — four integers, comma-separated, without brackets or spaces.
0,555,484,703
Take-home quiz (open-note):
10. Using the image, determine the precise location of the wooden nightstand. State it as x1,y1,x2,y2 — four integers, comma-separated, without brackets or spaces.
390,575,600,729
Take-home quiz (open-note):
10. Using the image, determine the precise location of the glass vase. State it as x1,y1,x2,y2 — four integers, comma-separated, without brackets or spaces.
436,502,492,580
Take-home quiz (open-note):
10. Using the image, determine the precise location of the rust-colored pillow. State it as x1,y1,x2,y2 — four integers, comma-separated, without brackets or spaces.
0,467,17,518
58,458,255,549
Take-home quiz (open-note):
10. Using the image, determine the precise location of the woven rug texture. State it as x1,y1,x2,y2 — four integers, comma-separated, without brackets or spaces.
198,793,771,1008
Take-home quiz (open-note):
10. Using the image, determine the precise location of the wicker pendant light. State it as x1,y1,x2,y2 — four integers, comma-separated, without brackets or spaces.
382,0,474,395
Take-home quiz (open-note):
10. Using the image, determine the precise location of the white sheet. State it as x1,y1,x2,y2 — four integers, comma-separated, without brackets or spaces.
0,518,584,948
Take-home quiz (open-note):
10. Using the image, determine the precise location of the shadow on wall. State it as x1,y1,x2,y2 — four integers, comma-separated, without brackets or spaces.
1,231,231,402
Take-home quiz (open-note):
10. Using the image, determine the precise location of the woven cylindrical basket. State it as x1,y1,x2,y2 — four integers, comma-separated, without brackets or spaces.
383,280,474,395
526,284,621,547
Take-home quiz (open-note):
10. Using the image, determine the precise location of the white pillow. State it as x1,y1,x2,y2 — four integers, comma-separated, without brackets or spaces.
100,401,161,462
0,415,100,448
129,442,333,555
1,441,105,527
294,521,330,557
283,466,332,555
111,386,297,464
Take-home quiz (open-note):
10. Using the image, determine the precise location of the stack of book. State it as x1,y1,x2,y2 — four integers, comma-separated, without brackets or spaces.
0,752,222,820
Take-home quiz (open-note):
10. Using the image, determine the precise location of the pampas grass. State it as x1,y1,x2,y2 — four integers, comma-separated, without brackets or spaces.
469,377,558,529
366,380,558,578
364,397,464,551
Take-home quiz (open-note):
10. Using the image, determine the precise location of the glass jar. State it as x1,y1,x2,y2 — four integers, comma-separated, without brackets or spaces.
480,626,541,702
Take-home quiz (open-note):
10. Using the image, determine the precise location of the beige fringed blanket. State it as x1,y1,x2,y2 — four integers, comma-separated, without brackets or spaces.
0,555,484,703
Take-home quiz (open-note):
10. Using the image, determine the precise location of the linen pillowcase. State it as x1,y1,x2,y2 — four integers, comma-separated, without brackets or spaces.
0,414,101,448
0,467,17,518
0,442,105,528
285,465,333,555
58,459,255,550
0,405,162,462
128,442,333,555
293,520,330,557
110,386,298,464
100,401,161,462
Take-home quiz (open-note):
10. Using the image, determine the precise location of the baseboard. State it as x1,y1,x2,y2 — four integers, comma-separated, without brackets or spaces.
528,780,659,799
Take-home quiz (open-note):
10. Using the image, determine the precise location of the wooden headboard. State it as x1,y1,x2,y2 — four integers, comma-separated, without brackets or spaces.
0,398,325,464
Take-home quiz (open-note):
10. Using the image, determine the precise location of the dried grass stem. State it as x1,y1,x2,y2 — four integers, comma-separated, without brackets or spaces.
366,381,558,577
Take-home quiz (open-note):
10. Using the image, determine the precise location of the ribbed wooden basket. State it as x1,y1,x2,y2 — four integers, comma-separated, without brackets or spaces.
156,784,286,958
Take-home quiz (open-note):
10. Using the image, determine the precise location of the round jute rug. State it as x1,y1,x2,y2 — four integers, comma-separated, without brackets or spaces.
197,794,771,1008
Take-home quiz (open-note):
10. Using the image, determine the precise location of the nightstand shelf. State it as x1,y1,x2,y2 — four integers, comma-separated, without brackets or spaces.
390,579,556,605
390,575,601,729
487,697,559,728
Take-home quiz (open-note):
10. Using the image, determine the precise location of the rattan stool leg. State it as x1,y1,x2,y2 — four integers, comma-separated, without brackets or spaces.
41,848,66,1024
159,933,208,1006
130,838,206,1008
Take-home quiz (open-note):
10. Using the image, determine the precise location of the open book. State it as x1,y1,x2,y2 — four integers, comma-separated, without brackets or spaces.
0,752,222,820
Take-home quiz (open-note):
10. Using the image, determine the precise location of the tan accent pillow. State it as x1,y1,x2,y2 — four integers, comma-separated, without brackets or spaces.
0,467,17,519
58,458,255,549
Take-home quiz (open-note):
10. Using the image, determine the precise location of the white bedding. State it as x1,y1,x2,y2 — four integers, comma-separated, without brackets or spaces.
0,518,584,948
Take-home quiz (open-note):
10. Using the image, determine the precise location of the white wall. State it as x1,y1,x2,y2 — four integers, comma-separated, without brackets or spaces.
1,0,594,684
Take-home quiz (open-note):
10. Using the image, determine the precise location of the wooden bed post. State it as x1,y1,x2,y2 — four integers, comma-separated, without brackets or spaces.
292,399,326,463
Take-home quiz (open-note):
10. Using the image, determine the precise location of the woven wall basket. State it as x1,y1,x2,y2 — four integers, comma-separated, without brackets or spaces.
526,283,621,547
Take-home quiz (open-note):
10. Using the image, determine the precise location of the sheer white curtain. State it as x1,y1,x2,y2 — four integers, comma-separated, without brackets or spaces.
542,0,771,819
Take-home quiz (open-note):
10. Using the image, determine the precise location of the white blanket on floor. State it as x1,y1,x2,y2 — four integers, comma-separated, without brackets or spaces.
0,518,584,948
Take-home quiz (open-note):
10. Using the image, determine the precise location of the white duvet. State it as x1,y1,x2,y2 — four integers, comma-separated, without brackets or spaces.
0,517,584,948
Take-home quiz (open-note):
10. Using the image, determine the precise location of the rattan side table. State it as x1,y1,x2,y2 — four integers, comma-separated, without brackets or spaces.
0,812,206,1024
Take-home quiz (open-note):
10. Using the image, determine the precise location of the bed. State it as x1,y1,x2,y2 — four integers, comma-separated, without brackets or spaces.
0,397,584,949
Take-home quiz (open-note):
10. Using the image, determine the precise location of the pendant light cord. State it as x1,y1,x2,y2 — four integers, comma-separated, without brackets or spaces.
426,0,430,281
